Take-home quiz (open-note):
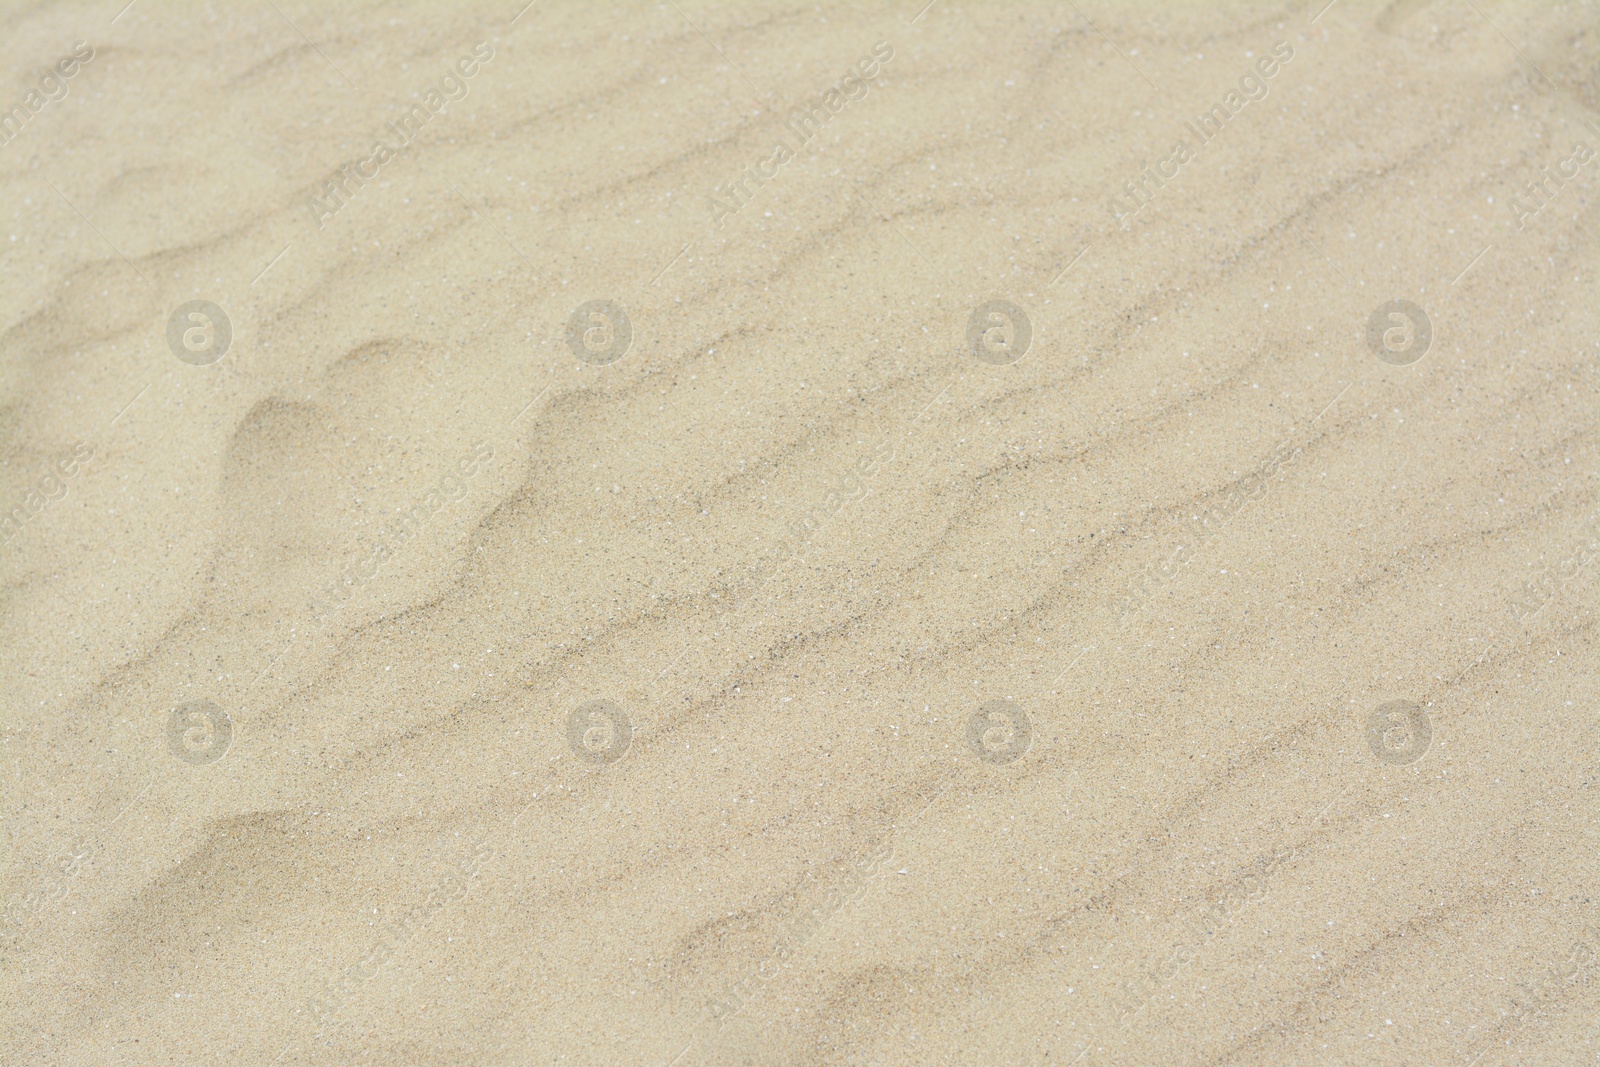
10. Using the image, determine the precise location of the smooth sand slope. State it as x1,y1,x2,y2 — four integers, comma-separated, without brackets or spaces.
2,1,1597,1064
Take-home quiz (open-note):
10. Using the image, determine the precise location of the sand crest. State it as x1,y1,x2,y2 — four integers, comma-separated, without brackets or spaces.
2,2,1597,1064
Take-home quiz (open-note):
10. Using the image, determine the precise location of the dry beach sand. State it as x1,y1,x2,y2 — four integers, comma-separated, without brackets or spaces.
2,0,1598,1064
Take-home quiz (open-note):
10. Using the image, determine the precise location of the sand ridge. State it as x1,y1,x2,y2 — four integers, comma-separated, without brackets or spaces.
1,1,1598,1065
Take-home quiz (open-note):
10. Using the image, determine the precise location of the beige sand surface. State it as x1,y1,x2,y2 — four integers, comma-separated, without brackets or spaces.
2,1,1598,1064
